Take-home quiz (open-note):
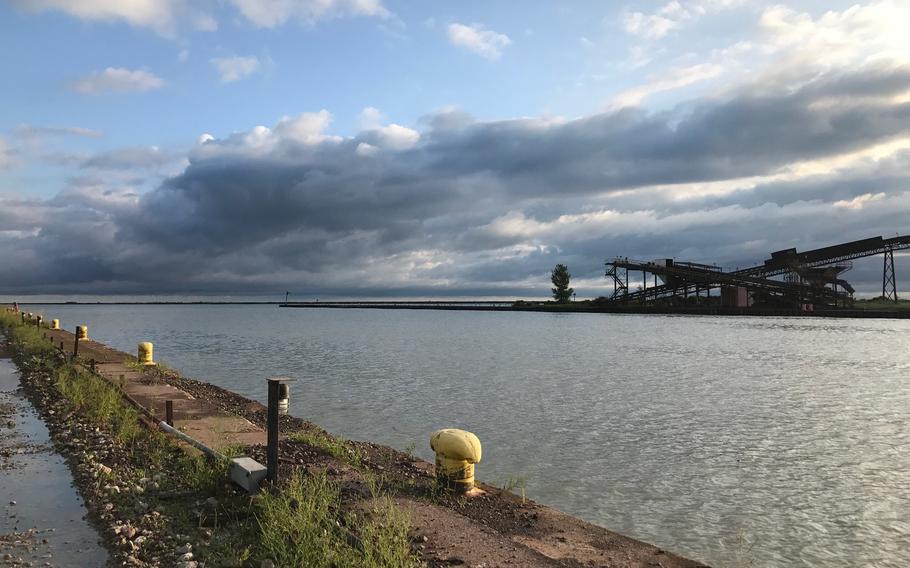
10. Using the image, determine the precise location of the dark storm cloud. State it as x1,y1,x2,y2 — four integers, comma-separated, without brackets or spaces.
2,65,910,297
422,65,910,194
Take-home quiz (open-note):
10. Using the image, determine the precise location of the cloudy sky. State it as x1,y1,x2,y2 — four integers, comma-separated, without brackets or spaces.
1,0,908,299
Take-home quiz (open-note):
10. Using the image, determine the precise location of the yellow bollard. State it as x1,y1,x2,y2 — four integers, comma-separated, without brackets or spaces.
76,325,89,340
137,342,155,366
51,319,60,330
430,429,482,493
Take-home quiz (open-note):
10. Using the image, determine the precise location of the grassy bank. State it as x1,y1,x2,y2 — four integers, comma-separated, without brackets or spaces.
854,298,910,310
1,310,420,568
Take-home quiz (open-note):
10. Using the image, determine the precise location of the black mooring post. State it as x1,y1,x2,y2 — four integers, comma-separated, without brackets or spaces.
72,336,79,360
165,400,174,426
266,376,295,484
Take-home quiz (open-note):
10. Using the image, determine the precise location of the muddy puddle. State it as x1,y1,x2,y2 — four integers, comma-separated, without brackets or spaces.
0,357,108,567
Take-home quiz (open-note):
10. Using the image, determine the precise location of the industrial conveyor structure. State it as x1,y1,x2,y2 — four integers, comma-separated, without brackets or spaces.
605,235,910,309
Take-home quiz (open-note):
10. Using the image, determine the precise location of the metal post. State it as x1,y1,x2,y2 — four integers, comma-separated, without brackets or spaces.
642,270,647,304
267,380,280,483
73,336,79,359
624,269,629,300
266,377,294,484
165,400,174,426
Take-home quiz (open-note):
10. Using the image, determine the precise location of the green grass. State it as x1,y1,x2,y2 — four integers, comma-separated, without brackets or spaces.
2,311,55,357
255,471,419,568
255,471,354,567
499,474,528,503
54,364,143,445
289,429,363,467
854,297,910,310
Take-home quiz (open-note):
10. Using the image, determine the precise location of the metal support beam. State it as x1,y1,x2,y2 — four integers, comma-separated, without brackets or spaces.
883,247,898,302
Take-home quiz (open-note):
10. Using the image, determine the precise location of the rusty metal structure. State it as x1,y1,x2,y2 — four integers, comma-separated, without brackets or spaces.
605,235,910,308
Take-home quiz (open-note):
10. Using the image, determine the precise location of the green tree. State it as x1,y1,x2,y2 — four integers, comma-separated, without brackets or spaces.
550,264,574,303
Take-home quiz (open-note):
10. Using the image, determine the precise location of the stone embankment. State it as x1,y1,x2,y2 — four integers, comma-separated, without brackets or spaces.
3,308,709,567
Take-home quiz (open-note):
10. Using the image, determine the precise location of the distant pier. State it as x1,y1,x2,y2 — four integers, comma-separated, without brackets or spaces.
279,301,910,318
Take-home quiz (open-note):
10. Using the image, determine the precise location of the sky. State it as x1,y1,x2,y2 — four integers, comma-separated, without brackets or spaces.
1,0,909,299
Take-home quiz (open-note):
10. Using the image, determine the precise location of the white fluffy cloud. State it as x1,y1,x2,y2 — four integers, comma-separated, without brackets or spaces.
16,0,175,32
70,67,164,95
13,0,217,35
210,56,261,83
609,62,724,107
615,1,910,108
623,0,748,39
228,0,389,28
359,106,383,130
356,107,420,150
755,1,910,80
190,110,339,160
12,0,387,34
273,110,336,144
447,23,512,60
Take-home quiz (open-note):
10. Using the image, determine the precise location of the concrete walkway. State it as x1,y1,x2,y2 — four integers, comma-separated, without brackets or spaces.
42,328,265,451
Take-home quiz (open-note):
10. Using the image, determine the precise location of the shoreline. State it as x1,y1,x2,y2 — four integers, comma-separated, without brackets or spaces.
279,302,910,319
11,300,908,318
3,307,709,567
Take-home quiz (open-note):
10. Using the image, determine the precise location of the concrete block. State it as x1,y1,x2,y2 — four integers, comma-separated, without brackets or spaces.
230,457,267,494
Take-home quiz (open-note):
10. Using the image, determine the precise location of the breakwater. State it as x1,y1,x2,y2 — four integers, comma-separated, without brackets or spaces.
3,307,706,567
279,301,910,318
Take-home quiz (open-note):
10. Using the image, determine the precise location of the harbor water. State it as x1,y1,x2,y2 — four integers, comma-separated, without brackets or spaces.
22,304,910,567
